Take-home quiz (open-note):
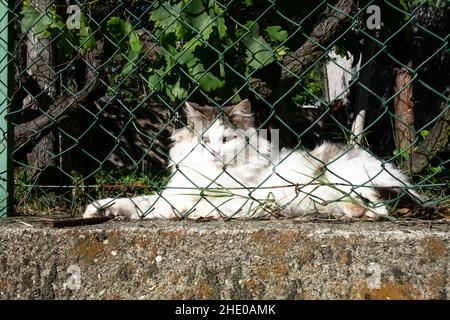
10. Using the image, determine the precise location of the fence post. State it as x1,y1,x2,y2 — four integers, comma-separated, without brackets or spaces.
0,0,10,217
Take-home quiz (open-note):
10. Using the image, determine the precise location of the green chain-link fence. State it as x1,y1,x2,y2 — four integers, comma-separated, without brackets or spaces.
0,0,448,219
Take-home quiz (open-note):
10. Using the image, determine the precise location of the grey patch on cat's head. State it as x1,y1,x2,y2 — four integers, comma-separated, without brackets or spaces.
223,99,254,130
184,99,254,132
184,102,218,129
170,127,195,143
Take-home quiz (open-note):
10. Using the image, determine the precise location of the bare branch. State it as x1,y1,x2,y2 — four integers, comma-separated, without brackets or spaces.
281,0,359,80
250,0,359,98
12,41,106,155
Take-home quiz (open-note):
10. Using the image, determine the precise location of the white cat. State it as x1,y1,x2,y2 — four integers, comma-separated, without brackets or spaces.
83,99,423,220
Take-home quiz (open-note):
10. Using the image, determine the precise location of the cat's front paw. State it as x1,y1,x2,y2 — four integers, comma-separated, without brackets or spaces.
83,199,117,218
341,202,388,218
83,198,136,219
83,203,102,218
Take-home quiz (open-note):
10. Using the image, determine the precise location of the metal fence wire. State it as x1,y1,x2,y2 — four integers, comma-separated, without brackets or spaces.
0,0,449,219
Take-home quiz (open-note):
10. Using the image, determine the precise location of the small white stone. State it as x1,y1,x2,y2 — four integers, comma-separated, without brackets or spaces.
111,250,117,256
155,255,163,264
103,239,109,245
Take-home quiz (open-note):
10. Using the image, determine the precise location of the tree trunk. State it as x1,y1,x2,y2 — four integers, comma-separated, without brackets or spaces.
24,0,58,183
410,99,450,174
393,65,415,168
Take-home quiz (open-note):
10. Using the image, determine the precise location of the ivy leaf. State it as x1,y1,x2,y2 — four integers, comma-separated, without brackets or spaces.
32,13,53,37
430,166,443,174
215,16,227,39
177,50,197,66
77,13,96,53
198,72,225,91
20,5,40,34
182,0,226,41
129,31,141,53
191,62,206,79
148,68,165,91
166,77,188,102
47,10,65,31
190,62,224,91
420,129,429,139
265,26,288,43
107,17,132,46
150,2,181,35
122,31,142,76
21,4,65,39
183,0,214,40
276,46,288,59
241,22,274,70
162,50,177,72
183,34,206,52
78,26,96,53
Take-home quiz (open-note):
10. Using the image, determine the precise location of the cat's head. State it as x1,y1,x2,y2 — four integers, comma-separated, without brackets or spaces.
183,99,256,164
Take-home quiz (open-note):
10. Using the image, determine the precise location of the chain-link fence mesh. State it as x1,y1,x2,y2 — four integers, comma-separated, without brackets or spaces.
0,0,448,219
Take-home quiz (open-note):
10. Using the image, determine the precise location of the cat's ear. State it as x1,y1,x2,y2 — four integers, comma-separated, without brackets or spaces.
225,99,254,130
228,99,252,116
184,102,205,123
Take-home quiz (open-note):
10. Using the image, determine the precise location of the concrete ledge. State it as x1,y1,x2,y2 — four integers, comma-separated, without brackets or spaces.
0,219,449,299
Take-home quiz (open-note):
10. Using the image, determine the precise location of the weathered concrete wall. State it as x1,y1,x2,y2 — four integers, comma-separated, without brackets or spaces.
0,219,449,299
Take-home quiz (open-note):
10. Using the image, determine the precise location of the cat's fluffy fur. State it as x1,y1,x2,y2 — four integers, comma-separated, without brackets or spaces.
84,99,423,219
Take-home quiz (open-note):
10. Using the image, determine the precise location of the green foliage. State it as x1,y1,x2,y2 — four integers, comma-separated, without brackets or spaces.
393,147,410,161
419,129,429,139
265,25,288,43
107,17,143,76
148,0,288,102
20,1,64,37
19,1,289,103
19,3,141,76
13,167,169,215
94,169,169,199
20,1,94,59
14,169,76,216
237,21,274,70
292,64,324,105
106,16,133,45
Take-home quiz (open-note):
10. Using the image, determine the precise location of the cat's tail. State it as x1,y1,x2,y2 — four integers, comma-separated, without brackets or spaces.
371,161,427,206
312,142,427,216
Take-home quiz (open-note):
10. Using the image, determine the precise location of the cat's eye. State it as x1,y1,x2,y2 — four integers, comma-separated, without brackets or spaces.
202,136,210,143
222,135,237,143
